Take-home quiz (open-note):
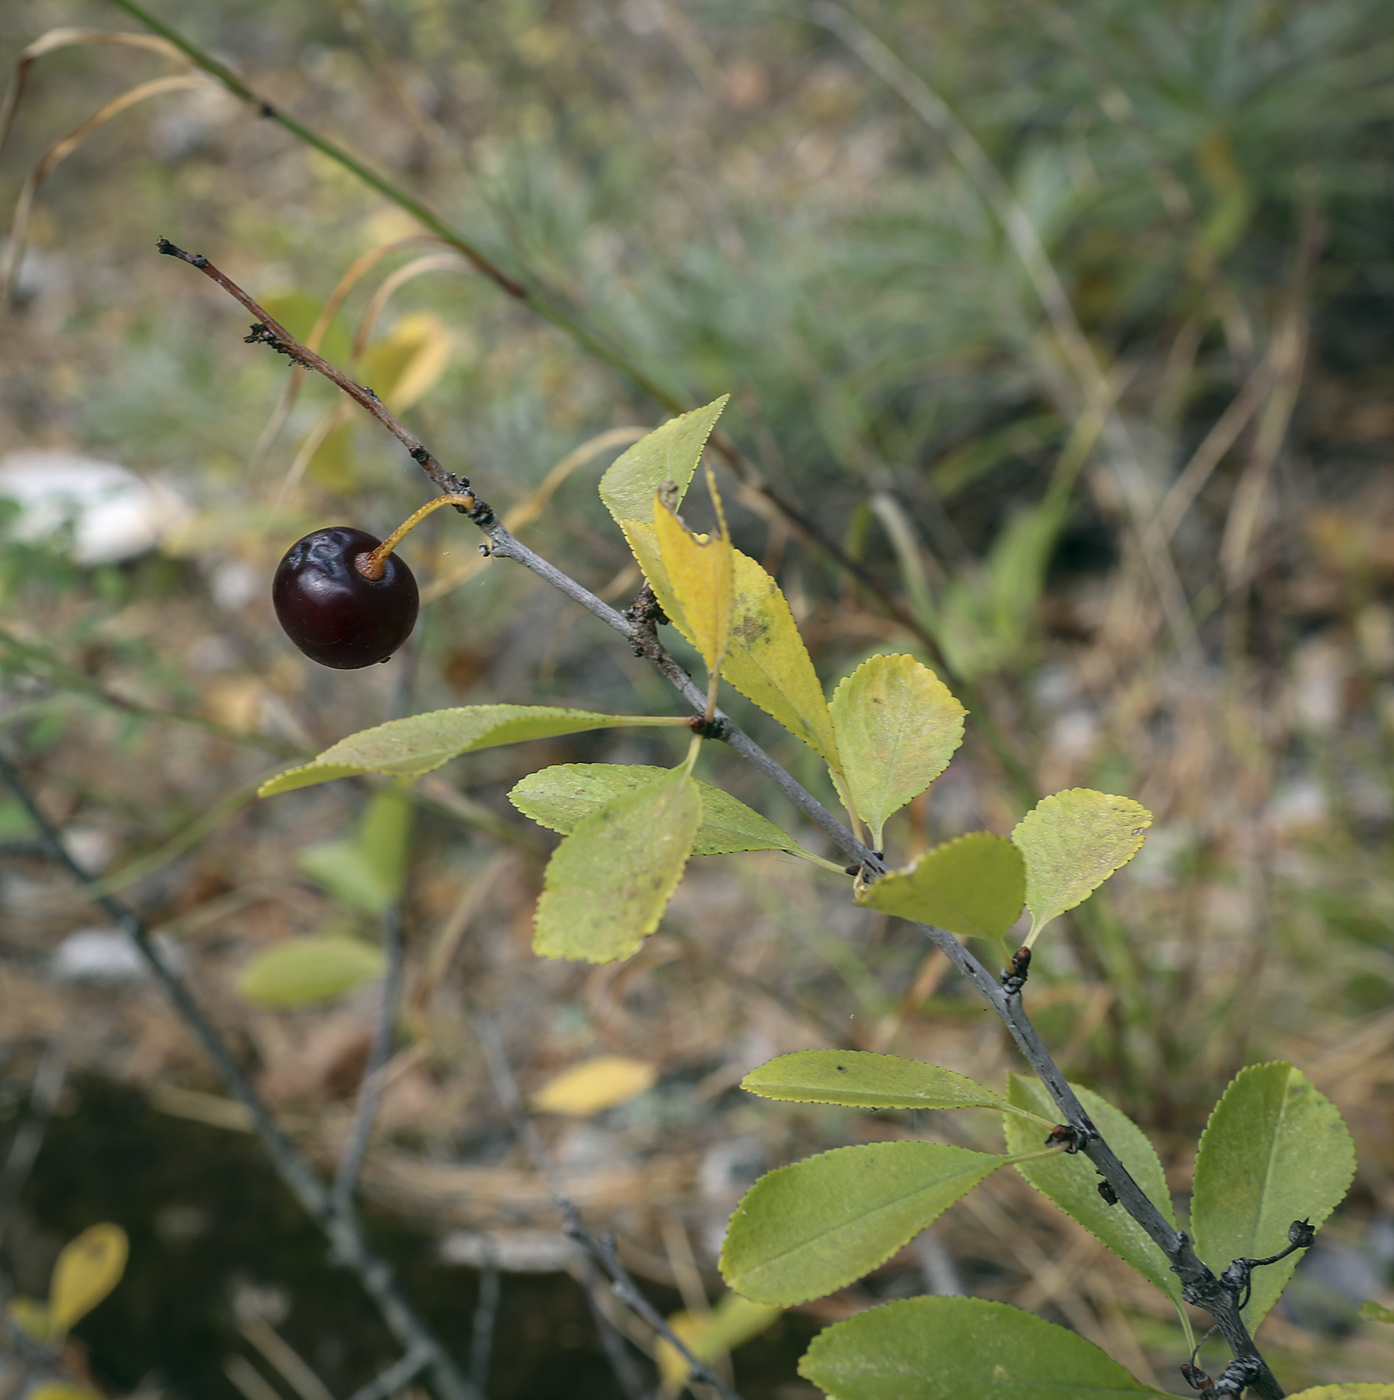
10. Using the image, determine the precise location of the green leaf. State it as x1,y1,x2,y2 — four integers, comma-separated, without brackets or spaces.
1285,1389,1394,1400
237,935,385,1008
1360,1300,1394,1325
1191,1062,1355,1329
598,396,728,524
720,1142,1007,1305
357,784,413,903
798,1296,1169,1399
623,522,844,773
742,1050,1016,1114
533,768,701,963
509,763,807,856
258,705,682,795
1004,1074,1186,1313
1011,789,1152,945
297,840,395,914
829,655,966,847
855,833,1024,941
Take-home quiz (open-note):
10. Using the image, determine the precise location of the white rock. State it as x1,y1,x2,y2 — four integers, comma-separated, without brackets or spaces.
0,450,189,565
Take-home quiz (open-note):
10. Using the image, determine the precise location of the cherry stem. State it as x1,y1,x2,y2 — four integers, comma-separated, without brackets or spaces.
356,494,477,579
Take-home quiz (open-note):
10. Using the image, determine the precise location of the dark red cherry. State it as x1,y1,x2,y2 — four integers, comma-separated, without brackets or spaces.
272,526,418,669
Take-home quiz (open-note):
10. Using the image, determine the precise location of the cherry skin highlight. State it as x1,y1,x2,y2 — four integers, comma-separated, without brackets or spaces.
272,526,419,669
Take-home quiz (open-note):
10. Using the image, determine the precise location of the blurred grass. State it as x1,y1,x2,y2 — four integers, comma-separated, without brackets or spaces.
2,0,1394,1394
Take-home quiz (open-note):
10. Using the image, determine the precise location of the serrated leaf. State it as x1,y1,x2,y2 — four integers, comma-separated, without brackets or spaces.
237,935,385,1008
258,705,681,795
1191,1062,1355,1329
623,520,843,772
530,1056,658,1116
742,1050,1015,1114
1011,789,1152,945
1360,1300,1394,1324
534,768,700,963
598,396,728,524
1285,1389,1394,1400
720,1142,1007,1304
508,763,807,857
48,1224,128,1335
829,655,966,847
657,1293,782,1390
798,1297,1169,1399
856,833,1024,941
654,491,733,676
1004,1074,1186,1312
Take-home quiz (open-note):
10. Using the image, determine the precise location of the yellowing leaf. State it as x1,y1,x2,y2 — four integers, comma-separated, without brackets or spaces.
599,396,728,524
360,312,452,412
259,705,686,795
623,521,842,771
856,833,1025,941
830,654,966,846
509,763,809,857
534,768,701,963
28,1385,105,1400
656,1293,782,1391
237,935,384,1008
1011,789,1152,946
48,1223,128,1335
653,493,733,676
6,1295,51,1341
530,1055,658,1116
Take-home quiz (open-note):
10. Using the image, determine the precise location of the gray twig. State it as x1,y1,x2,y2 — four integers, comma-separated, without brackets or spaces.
468,1241,499,1397
471,1013,744,1400
333,902,405,1213
0,1039,66,1249
345,1344,434,1400
161,245,1284,1397
0,748,479,1400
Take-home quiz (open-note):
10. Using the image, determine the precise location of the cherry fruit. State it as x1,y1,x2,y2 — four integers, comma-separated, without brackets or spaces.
272,526,419,669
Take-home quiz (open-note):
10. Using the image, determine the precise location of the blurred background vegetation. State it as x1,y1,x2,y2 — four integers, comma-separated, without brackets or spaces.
2,0,1394,1395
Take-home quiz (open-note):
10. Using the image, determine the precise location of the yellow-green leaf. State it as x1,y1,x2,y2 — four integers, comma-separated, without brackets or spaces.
1191,1063,1355,1329
1005,1074,1185,1313
509,763,808,857
258,705,685,795
1360,1301,1394,1325
360,312,452,411
530,1056,658,1116
1011,789,1152,946
237,935,385,1008
742,1049,1017,1114
28,1386,105,1400
48,1223,128,1335
830,654,966,846
623,522,842,771
1285,1389,1394,1400
657,1293,782,1390
653,492,733,676
799,1297,1171,1399
534,768,701,963
6,1295,51,1341
856,833,1025,941
720,1142,1007,1305
598,396,728,525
